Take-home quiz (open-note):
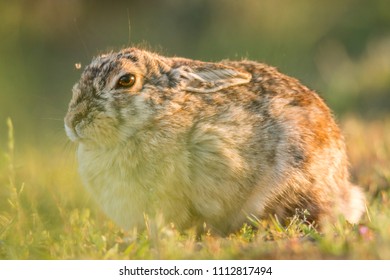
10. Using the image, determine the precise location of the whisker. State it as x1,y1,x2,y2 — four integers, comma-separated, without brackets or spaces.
127,8,132,46
73,17,90,59
41,117,64,122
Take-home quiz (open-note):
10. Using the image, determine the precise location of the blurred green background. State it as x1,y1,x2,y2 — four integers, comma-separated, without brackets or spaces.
1,0,389,149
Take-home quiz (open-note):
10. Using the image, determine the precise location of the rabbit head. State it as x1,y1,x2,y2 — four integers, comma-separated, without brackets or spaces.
64,48,251,147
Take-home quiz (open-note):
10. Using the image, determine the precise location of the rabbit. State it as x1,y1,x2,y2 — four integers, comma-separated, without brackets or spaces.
64,47,365,235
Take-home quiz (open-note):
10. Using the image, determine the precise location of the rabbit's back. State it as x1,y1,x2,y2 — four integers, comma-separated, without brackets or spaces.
219,60,364,226
175,61,363,232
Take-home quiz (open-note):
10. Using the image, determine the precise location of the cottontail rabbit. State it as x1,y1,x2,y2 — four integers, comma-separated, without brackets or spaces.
64,48,365,235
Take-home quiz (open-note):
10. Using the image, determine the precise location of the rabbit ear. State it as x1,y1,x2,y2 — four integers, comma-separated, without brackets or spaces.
171,64,251,93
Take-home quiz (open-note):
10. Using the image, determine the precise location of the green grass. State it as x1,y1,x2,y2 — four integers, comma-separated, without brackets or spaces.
0,116,389,260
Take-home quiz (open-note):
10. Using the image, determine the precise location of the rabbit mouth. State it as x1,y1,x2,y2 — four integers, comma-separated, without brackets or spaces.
64,112,128,146
64,123,82,142
64,121,96,144
64,110,98,144
64,116,92,143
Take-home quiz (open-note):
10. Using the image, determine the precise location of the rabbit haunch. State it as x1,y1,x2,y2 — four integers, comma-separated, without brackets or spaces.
64,48,365,235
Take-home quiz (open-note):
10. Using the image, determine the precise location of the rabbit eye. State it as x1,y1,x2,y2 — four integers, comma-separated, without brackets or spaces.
116,74,136,88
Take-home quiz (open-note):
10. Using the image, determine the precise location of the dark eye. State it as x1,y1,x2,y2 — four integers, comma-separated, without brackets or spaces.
116,73,136,88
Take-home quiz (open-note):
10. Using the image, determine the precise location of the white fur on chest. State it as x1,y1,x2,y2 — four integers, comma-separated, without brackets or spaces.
77,142,191,230
77,144,147,229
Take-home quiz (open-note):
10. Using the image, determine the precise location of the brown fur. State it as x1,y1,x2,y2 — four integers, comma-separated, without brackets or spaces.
64,48,365,235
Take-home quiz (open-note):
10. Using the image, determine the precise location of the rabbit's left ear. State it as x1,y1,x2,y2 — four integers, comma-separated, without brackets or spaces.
170,64,251,93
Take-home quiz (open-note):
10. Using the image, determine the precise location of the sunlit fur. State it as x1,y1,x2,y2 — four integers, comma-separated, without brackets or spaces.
64,48,365,235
